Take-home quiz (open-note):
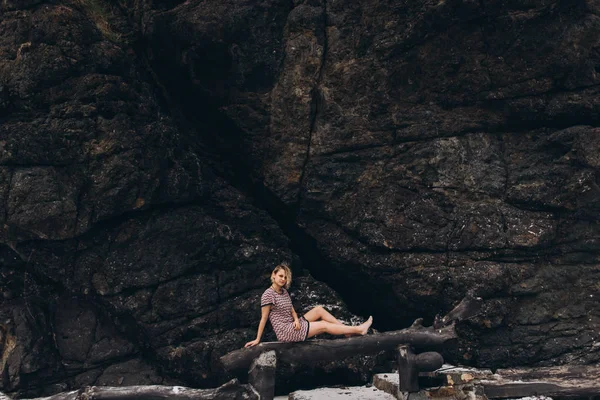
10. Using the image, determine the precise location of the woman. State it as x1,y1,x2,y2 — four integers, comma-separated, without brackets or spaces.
245,264,373,347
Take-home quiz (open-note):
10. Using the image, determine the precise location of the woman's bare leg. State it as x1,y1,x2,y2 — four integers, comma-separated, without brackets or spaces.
303,306,341,324
304,305,355,336
307,316,372,339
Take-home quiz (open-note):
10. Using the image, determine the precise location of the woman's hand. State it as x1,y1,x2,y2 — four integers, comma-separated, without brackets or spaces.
293,318,300,330
245,339,260,348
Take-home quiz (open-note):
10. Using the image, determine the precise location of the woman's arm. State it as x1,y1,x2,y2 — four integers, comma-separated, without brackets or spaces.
245,305,271,347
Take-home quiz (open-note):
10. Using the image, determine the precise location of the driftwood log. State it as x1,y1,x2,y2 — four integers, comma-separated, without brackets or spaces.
433,294,483,328
397,346,444,393
220,322,455,371
482,365,600,398
220,295,482,372
374,364,600,399
16,379,257,400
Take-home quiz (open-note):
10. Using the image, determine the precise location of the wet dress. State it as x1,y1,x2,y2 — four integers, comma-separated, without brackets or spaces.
261,287,310,342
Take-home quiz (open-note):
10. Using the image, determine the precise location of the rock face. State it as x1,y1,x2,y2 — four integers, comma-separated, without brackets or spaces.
139,0,600,368
1,0,599,396
0,1,370,396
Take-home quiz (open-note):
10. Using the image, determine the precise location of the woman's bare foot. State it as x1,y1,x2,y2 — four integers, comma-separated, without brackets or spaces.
359,316,373,335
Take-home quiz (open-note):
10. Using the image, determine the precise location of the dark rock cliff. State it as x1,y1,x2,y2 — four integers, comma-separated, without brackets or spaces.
0,0,599,396
0,1,376,396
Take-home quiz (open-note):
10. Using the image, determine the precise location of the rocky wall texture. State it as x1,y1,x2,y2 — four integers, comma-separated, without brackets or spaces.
0,1,370,396
1,0,600,396
140,0,600,369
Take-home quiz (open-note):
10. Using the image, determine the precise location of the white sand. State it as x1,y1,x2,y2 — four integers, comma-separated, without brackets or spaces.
283,386,396,400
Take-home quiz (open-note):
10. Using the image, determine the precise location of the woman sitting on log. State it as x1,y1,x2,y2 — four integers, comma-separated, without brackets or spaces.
245,264,373,347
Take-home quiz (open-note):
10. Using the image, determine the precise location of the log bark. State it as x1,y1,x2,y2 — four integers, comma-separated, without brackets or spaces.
20,379,258,400
397,347,444,394
222,296,481,372
482,365,600,399
434,294,483,329
221,322,456,371
397,345,419,393
414,352,444,372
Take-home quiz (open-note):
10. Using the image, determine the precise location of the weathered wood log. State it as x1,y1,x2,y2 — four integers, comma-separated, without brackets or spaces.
495,364,600,381
482,365,600,399
414,352,444,372
378,364,600,399
397,345,419,393
221,296,481,372
221,322,456,371
21,390,81,400
397,346,444,393
20,379,258,400
434,294,482,329
248,350,277,400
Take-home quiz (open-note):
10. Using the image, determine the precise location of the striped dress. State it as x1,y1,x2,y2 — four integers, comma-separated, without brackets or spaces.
261,287,310,342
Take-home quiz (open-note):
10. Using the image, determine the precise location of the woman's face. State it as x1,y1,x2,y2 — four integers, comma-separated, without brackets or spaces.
272,270,287,287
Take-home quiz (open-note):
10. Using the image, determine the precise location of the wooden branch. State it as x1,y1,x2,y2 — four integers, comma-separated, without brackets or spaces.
482,365,600,399
397,345,419,393
19,380,258,400
221,321,455,371
222,295,480,372
413,352,444,372
397,346,444,393
434,294,483,329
